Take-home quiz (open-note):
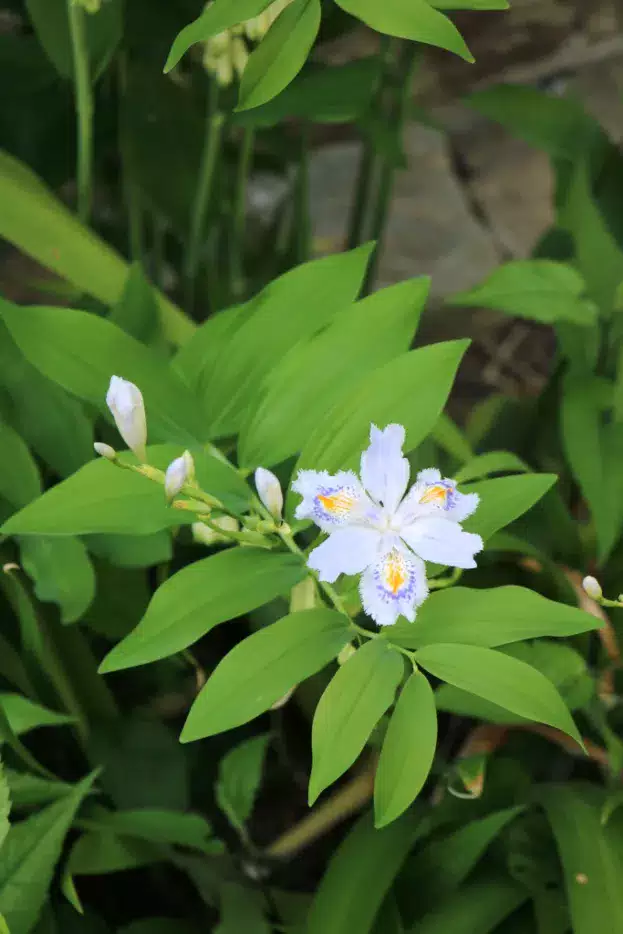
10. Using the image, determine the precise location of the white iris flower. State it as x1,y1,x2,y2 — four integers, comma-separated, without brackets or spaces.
292,424,483,627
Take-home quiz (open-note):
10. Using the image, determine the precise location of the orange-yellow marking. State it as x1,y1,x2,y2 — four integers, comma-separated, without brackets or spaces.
385,553,407,594
420,483,449,505
317,492,355,515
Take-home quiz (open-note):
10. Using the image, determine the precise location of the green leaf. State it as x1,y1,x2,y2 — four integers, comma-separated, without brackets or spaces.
215,882,270,934
181,608,350,740
335,0,473,62
541,784,623,934
0,760,10,853
100,549,306,673
83,809,214,853
433,0,507,7
233,58,380,127
450,260,597,326
25,0,122,80
63,830,158,910
454,451,529,484
86,532,172,570
0,770,97,934
110,263,161,345
415,643,583,747
390,585,598,650
237,0,320,111
5,771,73,811
461,473,557,541
289,340,469,514
0,324,93,478
402,808,523,918
164,0,273,73
374,673,437,828
0,299,204,447
216,735,271,834
239,278,428,467
432,414,473,465
0,694,74,736
409,875,527,934
306,809,422,934
309,640,404,804
467,85,599,160
20,536,95,624
0,151,191,347
202,246,374,438
2,460,183,538
0,421,41,510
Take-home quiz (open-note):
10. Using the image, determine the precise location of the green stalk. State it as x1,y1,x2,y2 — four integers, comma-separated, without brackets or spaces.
363,42,420,295
118,54,144,263
230,127,255,300
67,0,94,223
184,80,225,310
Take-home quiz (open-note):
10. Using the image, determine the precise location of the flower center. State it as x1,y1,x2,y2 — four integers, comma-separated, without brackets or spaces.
420,483,450,506
317,491,355,517
385,552,407,594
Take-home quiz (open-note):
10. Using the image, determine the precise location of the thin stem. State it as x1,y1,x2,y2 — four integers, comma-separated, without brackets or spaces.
363,42,420,294
118,54,144,262
230,126,255,299
67,0,94,223
184,81,225,310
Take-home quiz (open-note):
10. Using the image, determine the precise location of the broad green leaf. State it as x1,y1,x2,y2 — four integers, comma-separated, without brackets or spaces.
173,302,248,394
0,695,74,736
181,608,350,740
100,549,306,673
335,0,473,61
433,0,507,7
0,703,56,781
239,278,429,467
461,473,557,541
233,58,380,127
63,831,158,909
83,809,214,854
541,784,623,934
561,373,613,560
560,157,623,312
110,263,161,345
374,672,437,828
390,585,597,650
467,85,599,160
415,643,583,747
309,640,404,804
409,875,526,934
432,413,473,464
436,641,593,723
449,261,597,326
289,340,469,514
0,150,192,347
306,810,422,934
0,422,41,510
0,770,97,934
25,0,122,80
0,324,93,478
203,246,374,438
216,735,271,834
164,0,273,72
86,532,172,570
454,451,528,484
216,882,270,934
20,537,95,624
5,771,73,811
0,299,204,447
237,0,321,111
0,760,10,853
401,808,523,918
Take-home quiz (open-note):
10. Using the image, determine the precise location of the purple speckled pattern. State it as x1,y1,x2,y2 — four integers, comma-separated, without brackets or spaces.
312,486,359,526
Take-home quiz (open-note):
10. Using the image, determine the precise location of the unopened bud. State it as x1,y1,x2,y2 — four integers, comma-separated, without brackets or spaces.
231,36,249,78
165,451,194,500
337,643,357,665
255,467,283,520
582,576,603,601
94,442,117,461
290,576,316,612
192,515,239,546
106,376,147,462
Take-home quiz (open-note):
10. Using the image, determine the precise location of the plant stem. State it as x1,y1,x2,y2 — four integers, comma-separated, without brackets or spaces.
118,54,144,262
363,42,420,294
184,81,225,310
230,126,255,299
67,0,94,223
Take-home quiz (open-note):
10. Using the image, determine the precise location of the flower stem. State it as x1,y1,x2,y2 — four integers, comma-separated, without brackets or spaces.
67,0,94,223
184,80,225,310
230,126,255,300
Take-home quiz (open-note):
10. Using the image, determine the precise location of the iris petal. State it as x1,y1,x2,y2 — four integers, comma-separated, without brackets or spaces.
360,424,410,513
308,526,381,583
359,546,427,627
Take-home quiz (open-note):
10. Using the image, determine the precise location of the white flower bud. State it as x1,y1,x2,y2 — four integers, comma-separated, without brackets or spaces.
192,516,239,546
231,36,249,78
106,376,147,462
165,451,194,500
255,467,283,520
93,442,117,461
582,576,603,601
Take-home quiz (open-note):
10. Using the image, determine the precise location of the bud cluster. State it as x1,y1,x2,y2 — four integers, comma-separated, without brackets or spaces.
202,0,293,87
